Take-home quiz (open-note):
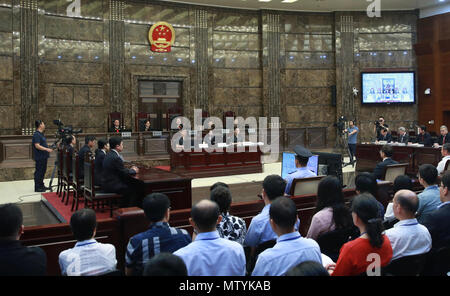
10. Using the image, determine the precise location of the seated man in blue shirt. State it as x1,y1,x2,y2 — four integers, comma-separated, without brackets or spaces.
174,200,246,276
244,175,300,256
125,193,191,276
284,145,317,195
416,164,442,224
252,196,322,276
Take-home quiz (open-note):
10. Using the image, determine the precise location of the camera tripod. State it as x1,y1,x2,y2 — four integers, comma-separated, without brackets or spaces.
335,131,354,168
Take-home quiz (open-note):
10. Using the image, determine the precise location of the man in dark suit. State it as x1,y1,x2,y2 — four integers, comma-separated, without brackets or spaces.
416,125,433,147
435,125,450,147
397,127,410,144
102,136,144,207
377,128,392,143
78,135,96,180
373,145,399,180
94,138,109,186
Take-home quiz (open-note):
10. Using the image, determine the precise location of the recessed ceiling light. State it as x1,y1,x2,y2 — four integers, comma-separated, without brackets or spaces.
258,0,272,2
281,0,298,3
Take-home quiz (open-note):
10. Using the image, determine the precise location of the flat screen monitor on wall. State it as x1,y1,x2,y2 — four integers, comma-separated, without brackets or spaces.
361,72,416,105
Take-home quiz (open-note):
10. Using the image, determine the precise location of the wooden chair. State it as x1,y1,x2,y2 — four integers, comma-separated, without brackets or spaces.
135,112,149,132
166,106,182,130
289,176,325,196
83,154,122,217
316,226,360,263
382,253,428,276
71,152,84,211
61,149,74,205
382,163,408,182
223,111,236,126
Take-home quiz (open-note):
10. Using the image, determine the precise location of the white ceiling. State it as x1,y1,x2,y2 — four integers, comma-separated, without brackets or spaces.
160,0,448,12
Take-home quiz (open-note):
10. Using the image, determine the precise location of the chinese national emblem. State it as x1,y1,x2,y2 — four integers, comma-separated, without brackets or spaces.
148,22,175,53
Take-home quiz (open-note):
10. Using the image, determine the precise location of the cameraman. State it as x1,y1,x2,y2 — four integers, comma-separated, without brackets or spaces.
373,116,389,139
344,120,358,164
32,120,54,192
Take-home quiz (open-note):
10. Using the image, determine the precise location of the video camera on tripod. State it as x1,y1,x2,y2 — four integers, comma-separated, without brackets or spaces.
51,119,83,148
335,116,347,134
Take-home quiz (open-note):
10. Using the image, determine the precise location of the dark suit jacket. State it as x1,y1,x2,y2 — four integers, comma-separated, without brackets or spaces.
398,133,410,144
109,125,122,133
416,132,433,147
373,157,399,180
94,149,106,186
377,133,392,143
78,144,91,179
423,203,450,250
101,150,136,193
438,134,450,146
0,240,46,276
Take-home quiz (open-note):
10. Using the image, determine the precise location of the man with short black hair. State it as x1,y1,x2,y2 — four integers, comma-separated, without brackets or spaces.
385,190,431,261
143,253,187,276
377,128,392,143
437,143,450,175
125,193,191,276
102,136,143,207
252,197,322,276
58,208,117,276
374,116,389,139
174,200,246,276
416,125,433,147
78,135,96,179
373,145,399,180
0,203,47,276
416,164,441,224
32,120,53,192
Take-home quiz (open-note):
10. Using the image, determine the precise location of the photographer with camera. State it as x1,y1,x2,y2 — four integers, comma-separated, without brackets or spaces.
344,119,358,165
373,116,389,140
32,120,54,192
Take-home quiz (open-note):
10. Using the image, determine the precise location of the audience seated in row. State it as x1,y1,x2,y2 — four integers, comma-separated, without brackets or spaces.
354,172,385,218
59,208,117,276
285,261,329,277
373,145,398,180
0,204,47,276
125,193,191,276
436,143,450,175
142,253,187,276
384,175,413,222
209,182,247,245
251,197,322,276
416,164,441,224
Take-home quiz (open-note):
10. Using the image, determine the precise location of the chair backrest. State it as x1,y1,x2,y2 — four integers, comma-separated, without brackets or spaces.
84,153,95,197
290,176,325,196
383,253,429,276
57,148,63,175
63,149,72,179
383,163,408,182
72,152,80,186
135,112,149,132
316,226,359,263
108,112,123,130
223,111,236,124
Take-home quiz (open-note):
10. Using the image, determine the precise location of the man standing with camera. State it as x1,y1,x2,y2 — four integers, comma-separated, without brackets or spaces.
32,120,54,192
374,116,389,140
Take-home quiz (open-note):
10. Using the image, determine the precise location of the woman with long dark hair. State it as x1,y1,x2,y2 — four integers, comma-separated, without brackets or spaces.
306,176,353,240
329,194,393,276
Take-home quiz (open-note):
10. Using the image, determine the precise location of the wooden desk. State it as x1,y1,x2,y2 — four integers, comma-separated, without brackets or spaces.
132,167,192,210
169,145,263,179
356,143,441,176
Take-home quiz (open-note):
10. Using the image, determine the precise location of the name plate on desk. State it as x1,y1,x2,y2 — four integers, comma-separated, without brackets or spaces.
152,131,162,137
121,132,132,138
189,130,198,136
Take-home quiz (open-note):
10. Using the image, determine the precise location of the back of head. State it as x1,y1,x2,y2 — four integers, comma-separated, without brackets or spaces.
355,172,378,197
443,143,450,154
295,155,309,167
85,135,96,145
263,175,287,201
394,190,419,215
351,194,384,248
143,253,187,276
191,200,220,232
418,164,438,185
381,145,393,157
143,193,170,223
209,182,229,192
64,135,74,146
442,171,450,190
0,203,23,239
285,261,329,276
420,125,426,132
316,176,351,229
97,138,107,150
269,196,297,231
393,175,412,193
210,186,232,214
109,136,122,150
70,208,97,241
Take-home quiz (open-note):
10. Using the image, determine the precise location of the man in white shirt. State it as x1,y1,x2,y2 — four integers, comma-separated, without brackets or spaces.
437,143,450,175
59,209,117,276
385,190,432,261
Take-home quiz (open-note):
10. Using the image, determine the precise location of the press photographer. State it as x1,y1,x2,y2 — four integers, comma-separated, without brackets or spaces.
373,116,389,140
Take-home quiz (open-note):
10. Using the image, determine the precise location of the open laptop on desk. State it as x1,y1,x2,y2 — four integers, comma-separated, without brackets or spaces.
281,152,319,179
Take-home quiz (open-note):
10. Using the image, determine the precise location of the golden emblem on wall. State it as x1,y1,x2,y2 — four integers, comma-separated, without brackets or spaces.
148,22,175,53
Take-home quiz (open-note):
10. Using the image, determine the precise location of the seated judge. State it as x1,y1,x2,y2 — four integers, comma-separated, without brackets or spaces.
101,136,143,207
203,122,216,146
373,145,399,180
141,119,152,132
376,128,392,143
110,119,122,133
94,139,109,186
284,145,317,195
397,127,409,144
434,125,449,148
416,125,433,147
